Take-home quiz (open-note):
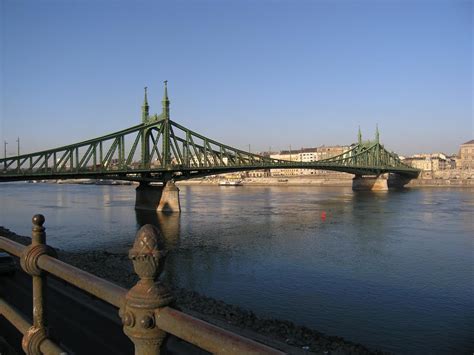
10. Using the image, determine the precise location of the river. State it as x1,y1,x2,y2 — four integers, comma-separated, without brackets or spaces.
0,182,472,354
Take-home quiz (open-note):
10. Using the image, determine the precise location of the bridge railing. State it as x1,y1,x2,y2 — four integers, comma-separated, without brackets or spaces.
0,215,283,355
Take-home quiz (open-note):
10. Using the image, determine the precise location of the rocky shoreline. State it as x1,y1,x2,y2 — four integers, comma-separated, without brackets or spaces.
0,227,385,354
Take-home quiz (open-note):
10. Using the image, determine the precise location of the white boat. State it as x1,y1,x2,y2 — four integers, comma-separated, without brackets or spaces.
218,180,243,186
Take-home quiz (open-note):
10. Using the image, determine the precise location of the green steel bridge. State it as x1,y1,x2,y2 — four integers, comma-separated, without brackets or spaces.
0,83,419,184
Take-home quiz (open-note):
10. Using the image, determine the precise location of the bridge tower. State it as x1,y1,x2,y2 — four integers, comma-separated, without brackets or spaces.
352,127,411,191
135,82,181,213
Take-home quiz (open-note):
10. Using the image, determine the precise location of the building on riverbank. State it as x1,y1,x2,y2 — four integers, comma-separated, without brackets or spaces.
400,140,474,184
269,145,350,176
209,140,474,183
459,139,474,170
402,153,456,172
234,146,350,178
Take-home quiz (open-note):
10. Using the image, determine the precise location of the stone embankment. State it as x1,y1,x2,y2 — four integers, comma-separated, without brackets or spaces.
406,170,474,187
407,178,474,187
0,227,384,354
180,171,474,188
26,170,474,188
180,174,354,187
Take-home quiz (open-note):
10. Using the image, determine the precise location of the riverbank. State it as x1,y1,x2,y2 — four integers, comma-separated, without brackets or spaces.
0,227,383,354
179,175,353,187
406,178,474,187
179,176,474,188
19,174,474,188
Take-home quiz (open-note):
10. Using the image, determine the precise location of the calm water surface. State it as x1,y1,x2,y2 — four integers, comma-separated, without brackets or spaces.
0,183,473,354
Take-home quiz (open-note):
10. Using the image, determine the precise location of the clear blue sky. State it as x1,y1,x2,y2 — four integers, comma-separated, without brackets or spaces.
1,0,472,156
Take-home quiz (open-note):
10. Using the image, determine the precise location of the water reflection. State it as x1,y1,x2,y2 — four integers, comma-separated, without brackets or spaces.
350,191,389,233
134,210,181,250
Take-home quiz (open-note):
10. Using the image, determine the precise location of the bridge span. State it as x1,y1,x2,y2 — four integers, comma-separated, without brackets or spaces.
1,83,419,211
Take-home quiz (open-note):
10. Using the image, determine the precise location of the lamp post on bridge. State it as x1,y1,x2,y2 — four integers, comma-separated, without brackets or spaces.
3,141,7,170
16,137,20,171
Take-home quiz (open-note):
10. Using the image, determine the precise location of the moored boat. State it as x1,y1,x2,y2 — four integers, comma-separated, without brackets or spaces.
218,179,243,186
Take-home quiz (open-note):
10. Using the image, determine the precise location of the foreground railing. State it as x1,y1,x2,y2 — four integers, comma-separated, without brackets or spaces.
0,215,283,354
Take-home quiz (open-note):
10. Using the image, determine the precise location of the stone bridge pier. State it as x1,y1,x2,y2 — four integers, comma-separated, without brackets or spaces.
352,173,412,191
135,181,181,212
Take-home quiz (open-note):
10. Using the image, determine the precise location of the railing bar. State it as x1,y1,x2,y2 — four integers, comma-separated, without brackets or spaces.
0,236,24,257
0,298,30,334
156,307,285,355
37,255,127,308
0,299,64,354
0,238,126,308
40,338,66,355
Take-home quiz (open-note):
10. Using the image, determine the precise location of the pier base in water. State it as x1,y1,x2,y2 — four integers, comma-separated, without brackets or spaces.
135,181,181,212
352,174,389,191
352,173,411,191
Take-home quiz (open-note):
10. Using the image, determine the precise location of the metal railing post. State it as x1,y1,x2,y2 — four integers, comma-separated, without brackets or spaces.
19,214,56,354
120,224,173,354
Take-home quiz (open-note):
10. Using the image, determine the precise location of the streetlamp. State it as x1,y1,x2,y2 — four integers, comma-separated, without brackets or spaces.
3,141,7,170
16,137,20,170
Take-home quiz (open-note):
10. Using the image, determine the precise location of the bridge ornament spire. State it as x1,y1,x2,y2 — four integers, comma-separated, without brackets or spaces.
162,80,170,120
160,80,172,169
375,124,380,143
358,126,362,145
142,86,149,123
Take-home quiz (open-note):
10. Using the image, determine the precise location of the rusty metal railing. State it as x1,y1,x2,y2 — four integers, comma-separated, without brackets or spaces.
0,215,284,354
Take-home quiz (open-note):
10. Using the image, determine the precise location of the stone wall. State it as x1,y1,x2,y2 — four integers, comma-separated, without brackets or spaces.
407,169,474,187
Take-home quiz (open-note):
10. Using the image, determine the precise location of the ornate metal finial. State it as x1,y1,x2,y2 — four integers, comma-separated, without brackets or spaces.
32,214,45,246
358,126,362,144
21,214,56,276
129,224,166,280
32,214,45,228
375,124,380,143
121,224,173,353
